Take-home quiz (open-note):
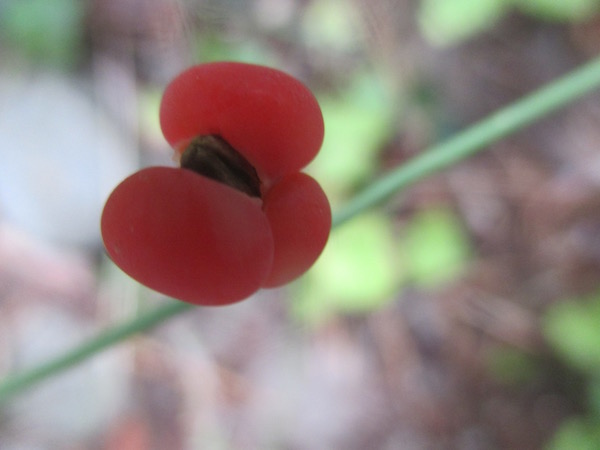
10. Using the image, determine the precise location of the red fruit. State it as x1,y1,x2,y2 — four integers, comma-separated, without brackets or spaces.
101,62,330,306
101,167,273,305
159,62,324,182
262,172,331,287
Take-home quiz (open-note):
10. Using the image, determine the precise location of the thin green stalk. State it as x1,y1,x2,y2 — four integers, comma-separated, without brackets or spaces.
0,301,192,403
2,55,600,405
333,55,600,226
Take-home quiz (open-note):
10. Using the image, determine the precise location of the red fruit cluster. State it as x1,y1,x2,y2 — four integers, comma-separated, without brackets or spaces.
101,62,331,306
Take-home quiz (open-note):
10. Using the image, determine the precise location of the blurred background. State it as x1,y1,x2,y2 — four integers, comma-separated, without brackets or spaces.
1,0,600,448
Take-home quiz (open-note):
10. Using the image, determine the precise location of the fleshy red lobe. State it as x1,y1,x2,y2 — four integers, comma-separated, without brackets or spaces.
159,62,324,181
101,167,274,305
262,172,331,287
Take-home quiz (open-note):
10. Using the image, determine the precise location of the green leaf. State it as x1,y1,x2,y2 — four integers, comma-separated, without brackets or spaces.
546,417,600,450
402,208,471,287
193,33,278,67
543,294,600,373
292,214,400,323
301,0,363,50
311,73,395,199
0,0,85,67
418,0,508,46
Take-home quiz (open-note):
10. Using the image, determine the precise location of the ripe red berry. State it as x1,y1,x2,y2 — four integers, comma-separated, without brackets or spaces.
159,62,325,182
101,167,274,305
101,62,330,306
262,172,331,287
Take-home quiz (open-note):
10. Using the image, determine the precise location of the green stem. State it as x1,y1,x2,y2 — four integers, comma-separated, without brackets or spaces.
333,55,600,226
2,55,600,405
0,301,192,403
